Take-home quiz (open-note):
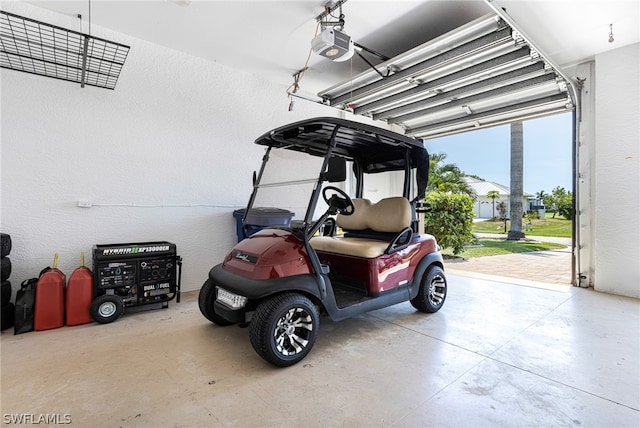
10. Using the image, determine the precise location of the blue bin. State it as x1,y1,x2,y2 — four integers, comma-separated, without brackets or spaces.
233,208,294,242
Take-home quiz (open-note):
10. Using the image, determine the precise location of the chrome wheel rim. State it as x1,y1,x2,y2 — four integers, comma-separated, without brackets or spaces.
273,307,314,356
99,302,117,317
428,274,446,307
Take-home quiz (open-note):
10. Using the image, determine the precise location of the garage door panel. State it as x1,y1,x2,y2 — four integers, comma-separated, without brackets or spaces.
318,13,574,139
355,48,542,117
328,26,515,107
385,73,559,125
407,93,571,138
319,14,504,100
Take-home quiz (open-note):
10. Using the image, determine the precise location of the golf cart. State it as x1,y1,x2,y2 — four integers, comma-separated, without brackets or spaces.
199,117,447,367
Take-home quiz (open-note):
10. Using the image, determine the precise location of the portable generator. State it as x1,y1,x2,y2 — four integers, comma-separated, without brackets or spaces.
91,241,182,323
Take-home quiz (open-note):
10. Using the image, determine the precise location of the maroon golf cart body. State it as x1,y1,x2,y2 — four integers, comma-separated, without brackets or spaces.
199,117,447,366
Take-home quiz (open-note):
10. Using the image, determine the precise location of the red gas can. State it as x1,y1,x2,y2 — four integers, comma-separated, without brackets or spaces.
34,254,66,331
65,253,93,326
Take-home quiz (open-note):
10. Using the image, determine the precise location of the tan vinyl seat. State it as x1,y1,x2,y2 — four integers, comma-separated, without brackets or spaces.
310,197,412,258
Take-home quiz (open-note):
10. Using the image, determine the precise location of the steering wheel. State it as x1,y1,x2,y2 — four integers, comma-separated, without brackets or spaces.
322,186,355,216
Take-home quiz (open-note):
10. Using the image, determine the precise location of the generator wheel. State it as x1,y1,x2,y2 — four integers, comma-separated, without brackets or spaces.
90,294,124,324
249,293,319,367
198,279,234,326
410,265,447,313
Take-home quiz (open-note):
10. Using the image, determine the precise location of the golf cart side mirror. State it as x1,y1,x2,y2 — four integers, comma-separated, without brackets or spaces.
323,157,346,183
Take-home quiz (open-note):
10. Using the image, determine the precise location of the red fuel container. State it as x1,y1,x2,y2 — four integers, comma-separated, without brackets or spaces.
34,254,66,331
65,253,93,326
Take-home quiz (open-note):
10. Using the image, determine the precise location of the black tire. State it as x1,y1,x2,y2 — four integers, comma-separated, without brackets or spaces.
410,265,447,313
198,279,234,326
90,294,124,324
1,302,15,331
249,293,319,367
1,281,11,306
0,233,11,257
1,257,11,282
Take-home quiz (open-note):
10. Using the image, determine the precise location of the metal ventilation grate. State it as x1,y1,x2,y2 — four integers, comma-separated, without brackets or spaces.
0,10,130,90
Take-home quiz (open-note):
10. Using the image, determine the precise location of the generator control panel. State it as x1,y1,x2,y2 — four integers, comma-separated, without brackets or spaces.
92,242,181,307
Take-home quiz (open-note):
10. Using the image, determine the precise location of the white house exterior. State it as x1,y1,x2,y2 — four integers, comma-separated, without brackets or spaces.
464,177,533,219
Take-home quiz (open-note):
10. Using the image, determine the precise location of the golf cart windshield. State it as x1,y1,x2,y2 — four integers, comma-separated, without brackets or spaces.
252,147,328,223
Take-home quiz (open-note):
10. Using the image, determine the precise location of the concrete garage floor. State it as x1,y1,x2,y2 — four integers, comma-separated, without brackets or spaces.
1,275,639,427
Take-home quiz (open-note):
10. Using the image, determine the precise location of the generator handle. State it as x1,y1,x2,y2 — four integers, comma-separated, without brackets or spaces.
176,256,183,303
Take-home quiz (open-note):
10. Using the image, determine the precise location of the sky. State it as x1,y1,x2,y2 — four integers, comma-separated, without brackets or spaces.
423,112,573,196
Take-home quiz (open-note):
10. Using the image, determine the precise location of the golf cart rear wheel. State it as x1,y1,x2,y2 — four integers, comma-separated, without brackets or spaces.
250,293,319,367
90,294,124,324
198,279,234,326
410,265,447,313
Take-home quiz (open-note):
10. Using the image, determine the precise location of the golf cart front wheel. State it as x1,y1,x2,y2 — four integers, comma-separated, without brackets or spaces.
249,293,319,367
410,265,447,313
90,294,125,324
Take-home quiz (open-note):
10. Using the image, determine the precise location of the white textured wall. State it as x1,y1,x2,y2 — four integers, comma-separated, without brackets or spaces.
0,2,338,293
593,43,640,298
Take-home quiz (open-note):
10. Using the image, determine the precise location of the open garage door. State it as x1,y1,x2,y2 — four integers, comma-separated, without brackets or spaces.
317,13,575,139
317,11,578,286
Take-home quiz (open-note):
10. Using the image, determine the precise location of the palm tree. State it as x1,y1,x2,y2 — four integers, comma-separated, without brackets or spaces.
427,152,475,198
487,190,500,219
507,122,525,240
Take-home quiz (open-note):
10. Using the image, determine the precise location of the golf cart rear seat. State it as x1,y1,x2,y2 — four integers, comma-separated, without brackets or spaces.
310,197,413,258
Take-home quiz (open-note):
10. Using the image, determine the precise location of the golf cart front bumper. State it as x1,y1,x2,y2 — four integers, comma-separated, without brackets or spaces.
214,297,248,324
208,264,323,323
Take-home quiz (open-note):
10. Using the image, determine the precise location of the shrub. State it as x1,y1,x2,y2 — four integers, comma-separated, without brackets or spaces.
424,192,475,255
557,201,573,219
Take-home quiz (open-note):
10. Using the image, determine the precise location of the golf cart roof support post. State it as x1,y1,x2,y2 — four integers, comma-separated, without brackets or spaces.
303,124,341,229
353,160,364,198
403,150,412,199
303,124,342,299
242,147,273,236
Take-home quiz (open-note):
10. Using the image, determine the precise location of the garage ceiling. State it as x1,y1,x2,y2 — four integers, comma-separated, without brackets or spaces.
17,0,640,138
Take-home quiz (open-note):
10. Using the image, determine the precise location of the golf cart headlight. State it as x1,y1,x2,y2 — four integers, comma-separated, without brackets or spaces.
216,287,248,309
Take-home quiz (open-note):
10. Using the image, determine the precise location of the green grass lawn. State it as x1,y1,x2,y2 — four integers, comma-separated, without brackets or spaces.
441,238,567,258
472,216,572,237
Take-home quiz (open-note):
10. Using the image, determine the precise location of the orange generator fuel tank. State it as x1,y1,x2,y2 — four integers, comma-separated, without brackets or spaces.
34,254,66,331
65,253,93,326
